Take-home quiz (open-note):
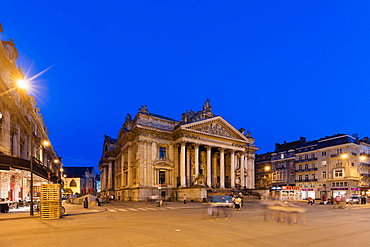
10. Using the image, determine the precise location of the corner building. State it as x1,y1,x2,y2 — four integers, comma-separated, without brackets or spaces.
99,100,258,202
0,26,62,201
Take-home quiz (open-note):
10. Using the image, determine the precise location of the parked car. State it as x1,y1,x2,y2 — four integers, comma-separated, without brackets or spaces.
346,195,361,204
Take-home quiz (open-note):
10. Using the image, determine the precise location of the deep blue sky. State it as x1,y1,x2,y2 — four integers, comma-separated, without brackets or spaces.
2,1,370,171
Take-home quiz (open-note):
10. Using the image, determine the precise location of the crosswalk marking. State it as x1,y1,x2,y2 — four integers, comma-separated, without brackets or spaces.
126,208,139,211
106,206,185,213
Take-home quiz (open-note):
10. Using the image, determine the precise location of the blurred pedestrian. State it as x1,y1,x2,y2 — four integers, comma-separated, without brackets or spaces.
183,194,187,204
234,196,242,211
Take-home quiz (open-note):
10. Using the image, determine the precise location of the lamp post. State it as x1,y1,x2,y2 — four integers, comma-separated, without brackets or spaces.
17,79,35,216
29,121,34,215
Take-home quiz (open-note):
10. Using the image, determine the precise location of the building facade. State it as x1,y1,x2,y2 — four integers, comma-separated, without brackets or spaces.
99,100,258,202
256,134,370,200
0,26,62,201
62,166,97,196
295,134,370,200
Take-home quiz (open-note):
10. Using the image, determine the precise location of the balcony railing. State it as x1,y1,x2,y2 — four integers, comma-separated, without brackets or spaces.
295,179,318,182
296,157,318,163
360,163,370,168
295,168,318,172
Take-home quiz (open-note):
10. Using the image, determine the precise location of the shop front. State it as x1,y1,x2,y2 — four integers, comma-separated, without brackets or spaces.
281,186,302,201
331,188,348,198
301,189,315,200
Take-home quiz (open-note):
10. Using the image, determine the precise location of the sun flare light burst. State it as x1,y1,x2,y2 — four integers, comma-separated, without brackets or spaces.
15,65,52,97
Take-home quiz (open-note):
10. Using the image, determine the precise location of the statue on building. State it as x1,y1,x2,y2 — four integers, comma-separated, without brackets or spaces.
123,113,133,130
139,105,149,113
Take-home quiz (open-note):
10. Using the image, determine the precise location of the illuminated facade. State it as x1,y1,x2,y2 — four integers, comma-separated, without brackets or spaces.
256,134,370,200
99,100,258,202
0,26,62,201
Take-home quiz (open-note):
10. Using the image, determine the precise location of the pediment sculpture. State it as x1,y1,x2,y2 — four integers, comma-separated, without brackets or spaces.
195,123,233,138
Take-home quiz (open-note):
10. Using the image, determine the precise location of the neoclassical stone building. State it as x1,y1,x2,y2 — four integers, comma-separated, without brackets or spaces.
99,100,258,202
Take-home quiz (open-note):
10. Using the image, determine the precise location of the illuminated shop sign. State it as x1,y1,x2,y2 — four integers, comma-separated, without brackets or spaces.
331,188,348,190
282,186,301,190
301,189,313,191
351,188,360,191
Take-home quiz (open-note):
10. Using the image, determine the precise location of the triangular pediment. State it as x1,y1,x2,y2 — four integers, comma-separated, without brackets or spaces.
180,116,249,141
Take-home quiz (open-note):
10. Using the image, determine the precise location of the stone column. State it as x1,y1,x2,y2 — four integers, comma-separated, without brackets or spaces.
230,150,235,188
219,148,225,189
240,153,245,188
121,152,125,188
212,153,218,187
180,142,186,187
194,144,199,178
108,162,113,190
206,146,212,187
186,145,191,186
127,144,132,187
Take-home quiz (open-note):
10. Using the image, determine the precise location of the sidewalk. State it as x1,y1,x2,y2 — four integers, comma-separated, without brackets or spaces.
0,202,106,221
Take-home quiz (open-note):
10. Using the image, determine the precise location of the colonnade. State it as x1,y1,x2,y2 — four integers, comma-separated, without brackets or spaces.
179,142,254,189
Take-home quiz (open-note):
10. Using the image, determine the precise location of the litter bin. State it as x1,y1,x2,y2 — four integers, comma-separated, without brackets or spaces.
83,198,89,209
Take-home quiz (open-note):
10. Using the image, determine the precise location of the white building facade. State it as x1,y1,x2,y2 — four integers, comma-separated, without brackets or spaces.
99,100,258,202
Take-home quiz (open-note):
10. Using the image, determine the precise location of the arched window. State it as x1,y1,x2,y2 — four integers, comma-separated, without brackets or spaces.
70,179,77,187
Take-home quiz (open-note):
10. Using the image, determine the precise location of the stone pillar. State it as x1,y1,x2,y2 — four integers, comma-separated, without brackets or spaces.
219,148,225,189
186,145,191,186
180,142,186,187
108,162,113,190
194,144,199,178
206,146,212,187
212,153,218,187
121,152,125,188
240,153,245,188
127,144,132,187
230,150,235,188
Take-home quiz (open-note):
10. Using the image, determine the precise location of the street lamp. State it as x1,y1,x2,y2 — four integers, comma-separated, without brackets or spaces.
17,78,36,215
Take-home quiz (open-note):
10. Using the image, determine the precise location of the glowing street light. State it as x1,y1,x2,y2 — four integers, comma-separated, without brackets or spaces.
264,166,271,172
17,79,28,90
43,140,50,147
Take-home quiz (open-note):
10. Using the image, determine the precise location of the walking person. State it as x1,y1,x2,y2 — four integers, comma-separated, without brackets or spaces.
183,194,187,204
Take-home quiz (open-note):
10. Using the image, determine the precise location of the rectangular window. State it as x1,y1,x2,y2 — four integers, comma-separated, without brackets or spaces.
322,171,327,179
322,151,327,156
159,147,166,159
321,161,327,167
334,169,344,177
